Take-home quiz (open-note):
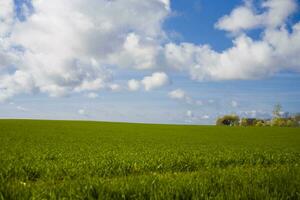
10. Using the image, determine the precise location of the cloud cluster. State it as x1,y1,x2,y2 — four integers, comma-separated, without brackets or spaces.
1,0,300,102
128,72,169,91
0,0,170,101
0,0,14,37
128,79,141,91
164,0,300,81
168,88,202,105
168,89,187,100
215,0,297,33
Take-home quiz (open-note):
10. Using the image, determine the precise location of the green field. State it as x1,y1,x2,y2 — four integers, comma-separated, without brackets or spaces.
0,120,300,199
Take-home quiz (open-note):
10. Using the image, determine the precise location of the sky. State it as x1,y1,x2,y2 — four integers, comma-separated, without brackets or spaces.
0,0,300,124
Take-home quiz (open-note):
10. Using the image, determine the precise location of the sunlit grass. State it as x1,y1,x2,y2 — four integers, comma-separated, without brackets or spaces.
0,120,299,199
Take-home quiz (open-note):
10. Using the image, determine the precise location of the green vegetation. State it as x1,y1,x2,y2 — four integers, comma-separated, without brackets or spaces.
0,120,300,199
217,104,300,127
216,115,240,126
217,114,300,127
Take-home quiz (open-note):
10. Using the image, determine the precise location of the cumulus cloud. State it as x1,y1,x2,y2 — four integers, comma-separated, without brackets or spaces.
16,106,29,112
165,23,300,81
215,0,297,33
164,0,300,81
168,88,202,105
0,70,36,102
128,72,169,91
168,89,187,100
231,100,238,108
165,36,271,81
141,72,169,91
110,33,160,70
78,109,87,115
1,0,300,102
128,79,141,91
0,0,170,101
0,0,14,37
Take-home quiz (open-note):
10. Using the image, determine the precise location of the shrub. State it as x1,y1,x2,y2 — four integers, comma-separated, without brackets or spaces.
216,115,240,126
272,118,298,127
292,114,300,126
255,121,265,127
272,118,286,127
240,118,257,126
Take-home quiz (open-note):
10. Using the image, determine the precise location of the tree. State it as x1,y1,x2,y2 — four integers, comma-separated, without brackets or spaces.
240,118,257,126
272,118,287,127
216,115,240,126
273,104,282,118
286,119,297,127
293,113,300,126
255,121,265,127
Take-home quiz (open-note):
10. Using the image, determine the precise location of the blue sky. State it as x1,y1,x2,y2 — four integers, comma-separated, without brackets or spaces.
0,0,300,124
165,0,242,49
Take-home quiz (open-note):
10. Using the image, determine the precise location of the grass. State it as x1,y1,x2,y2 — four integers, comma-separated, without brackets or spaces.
0,119,299,199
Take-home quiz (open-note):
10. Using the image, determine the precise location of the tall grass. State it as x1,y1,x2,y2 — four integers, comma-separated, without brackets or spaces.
0,120,299,199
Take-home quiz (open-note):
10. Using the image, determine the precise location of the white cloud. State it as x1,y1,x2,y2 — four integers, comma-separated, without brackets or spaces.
201,115,210,120
128,79,141,91
0,0,14,37
0,0,170,101
78,109,86,115
165,22,300,81
1,0,300,103
128,72,169,91
110,33,160,70
109,83,121,92
215,5,261,34
0,70,36,102
0,0,18,75
16,106,29,112
231,100,238,108
159,0,170,10
168,88,203,105
162,0,300,82
215,0,297,33
141,72,169,91
168,89,186,100
186,110,193,118
74,78,107,93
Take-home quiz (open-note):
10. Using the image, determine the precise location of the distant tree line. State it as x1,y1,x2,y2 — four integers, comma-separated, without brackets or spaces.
216,104,300,127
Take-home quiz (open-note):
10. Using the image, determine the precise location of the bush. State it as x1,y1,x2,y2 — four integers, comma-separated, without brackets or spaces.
255,121,265,127
272,118,286,127
292,114,300,126
216,115,240,126
272,118,298,127
240,118,257,126
286,120,296,127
